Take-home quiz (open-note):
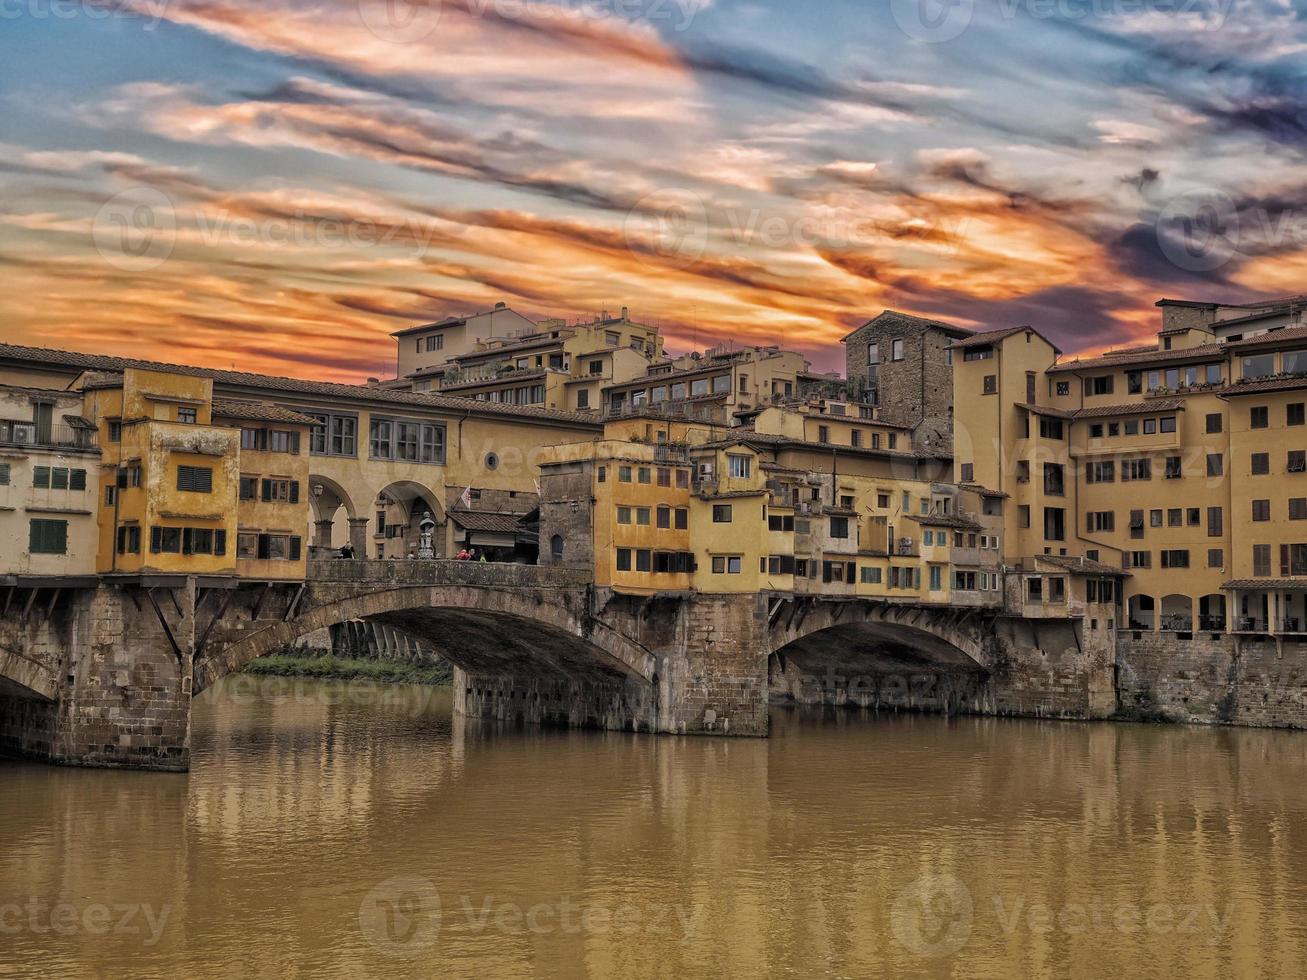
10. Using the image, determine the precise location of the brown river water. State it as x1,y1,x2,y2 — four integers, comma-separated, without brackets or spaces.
2,675,1307,979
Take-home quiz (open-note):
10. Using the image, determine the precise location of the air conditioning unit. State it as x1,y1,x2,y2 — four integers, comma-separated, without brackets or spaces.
698,464,715,478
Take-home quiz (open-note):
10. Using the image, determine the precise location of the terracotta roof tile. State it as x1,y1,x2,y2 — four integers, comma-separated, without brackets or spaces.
0,343,598,427
1047,342,1225,373
211,399,318,426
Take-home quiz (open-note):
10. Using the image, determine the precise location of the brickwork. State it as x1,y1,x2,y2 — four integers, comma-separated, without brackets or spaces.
842,312,965,433
1117,632,1307,728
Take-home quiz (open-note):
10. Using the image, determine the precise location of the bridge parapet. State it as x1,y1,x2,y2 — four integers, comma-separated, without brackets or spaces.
306,559,594,590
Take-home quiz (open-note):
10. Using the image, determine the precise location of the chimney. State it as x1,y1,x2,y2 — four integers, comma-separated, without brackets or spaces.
601,309,610,321
621,306,629,321
494,301,507,310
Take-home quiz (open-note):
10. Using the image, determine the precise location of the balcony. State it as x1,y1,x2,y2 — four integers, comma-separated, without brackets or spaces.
0,418,98,451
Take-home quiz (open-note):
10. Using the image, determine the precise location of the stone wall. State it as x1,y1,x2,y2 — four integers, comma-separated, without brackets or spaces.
842,314,957,431
1117,631,1307,728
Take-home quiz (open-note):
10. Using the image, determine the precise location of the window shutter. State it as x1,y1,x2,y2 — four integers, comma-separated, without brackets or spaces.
213,530,226,556
182,528,193,555
70,469,86,491
151,527,162,553
257,534,270,560
290,481,300,504
290,432,301,454
289,537,302,562
261,479,272,502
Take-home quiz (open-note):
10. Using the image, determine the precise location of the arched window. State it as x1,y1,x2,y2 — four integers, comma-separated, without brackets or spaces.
550,534,565,560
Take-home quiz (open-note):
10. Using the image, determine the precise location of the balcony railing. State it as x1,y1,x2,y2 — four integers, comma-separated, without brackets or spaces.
1198,616,1227,632
0,419,98,451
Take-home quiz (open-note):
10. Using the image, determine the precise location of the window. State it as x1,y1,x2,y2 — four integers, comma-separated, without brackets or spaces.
1087,376,1114,396
1253,544,1271,578
830,516,849,539
983,375,997,395
654,506,671,529
1290,404,1306,427
711,556,742,574
712,374,731,394
1038,418,1064,440
617,506,632,525
261,478,299,503
768,515,796,532
1018,505,1031,529
1206,413,1223,434
1027,577,1043,601
867,343,879,365
676,469,690,489
1150,510,1163,528
637,467,651,485
1164,456,1182,479
817,425,830,443
177,407,197,424
656,467,671,488
850,430,861,448
369,419,445,463
1208,549,1224,569
675,508,688,530
712,505,732,523
1207,454,1224,477
861,566,882,584
28,519,67,555
1291,499,1307,521
929,566,942,591
1122,459,1151,482
1143,418,1157,435
892,339,905,361
239,476,257,501
1087,511,1114,532
635,549,652,572
1244,355,1275,379
1043,463,1065,495
635,507,651,526
1208,507,1223,536
115,524,141,555
1056,381,1071,396
1127,551,1151,569
959,463,974,483
618,466,632,483
1127,372,1142,394
177,466,213,493
108,420,122,442
309,414,359,457
1167,508,1183,527
1086,461,1115,484
1044,507,1065,541
1160,416,1177,434
1048,577,1066,603
1252,453,1270,476
1161,550,1190,569
1251,406,1269,429
1291,451,1307,473
1253,499,1271,521
728,455,752,479
616,549,632,572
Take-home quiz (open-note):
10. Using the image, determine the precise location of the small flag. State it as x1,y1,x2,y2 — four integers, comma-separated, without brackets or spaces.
460,486,473,509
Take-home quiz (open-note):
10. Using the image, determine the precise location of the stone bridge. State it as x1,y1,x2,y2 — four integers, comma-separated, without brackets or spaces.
0,563,1113,770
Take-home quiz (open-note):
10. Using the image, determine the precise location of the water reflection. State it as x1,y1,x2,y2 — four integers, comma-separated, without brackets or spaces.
2,678,1306,978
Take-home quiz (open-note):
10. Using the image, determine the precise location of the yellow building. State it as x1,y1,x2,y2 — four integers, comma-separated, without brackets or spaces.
404,309,663,413
213,399,315,581
0,384,100,578
950,309,1307,638
80,368,239,578
539,410,1000,604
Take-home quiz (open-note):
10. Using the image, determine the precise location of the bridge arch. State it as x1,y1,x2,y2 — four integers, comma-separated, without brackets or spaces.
0,646,59,702
193,583,657,696
767,599,993,711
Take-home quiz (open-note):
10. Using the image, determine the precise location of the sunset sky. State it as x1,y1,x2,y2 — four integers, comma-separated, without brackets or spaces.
2,0,1306,381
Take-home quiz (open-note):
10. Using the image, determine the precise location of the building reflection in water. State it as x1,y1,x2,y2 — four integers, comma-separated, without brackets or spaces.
1,677,1305,979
